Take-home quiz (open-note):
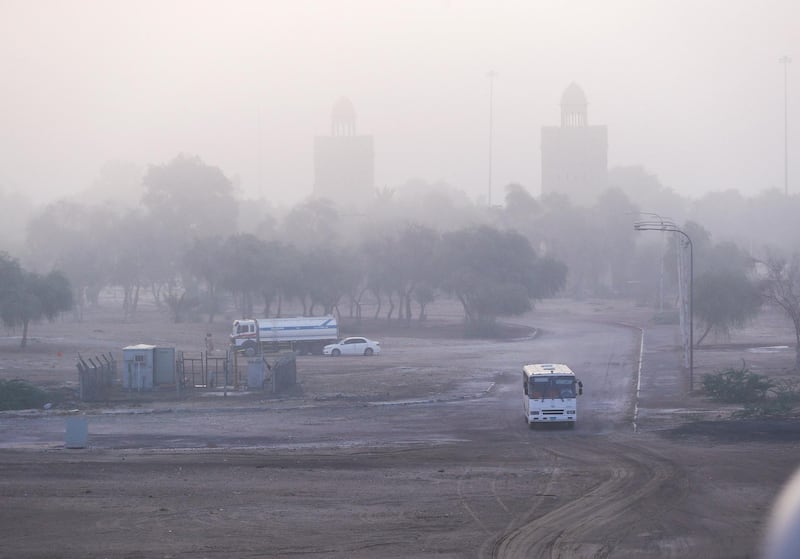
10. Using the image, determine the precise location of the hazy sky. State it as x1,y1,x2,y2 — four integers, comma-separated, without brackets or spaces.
1,0,797,206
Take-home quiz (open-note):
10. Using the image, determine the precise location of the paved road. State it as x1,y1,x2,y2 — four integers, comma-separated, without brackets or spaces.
1,303,648,448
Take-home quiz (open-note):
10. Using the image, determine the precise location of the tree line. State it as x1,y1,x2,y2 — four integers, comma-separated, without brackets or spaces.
181,224,567,331
5,153,800,367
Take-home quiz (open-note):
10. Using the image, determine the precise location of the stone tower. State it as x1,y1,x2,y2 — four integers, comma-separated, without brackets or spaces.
541,83,608,205
313,97,374,205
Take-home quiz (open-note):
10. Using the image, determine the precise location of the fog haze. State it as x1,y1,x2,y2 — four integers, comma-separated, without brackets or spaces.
1,0,797,205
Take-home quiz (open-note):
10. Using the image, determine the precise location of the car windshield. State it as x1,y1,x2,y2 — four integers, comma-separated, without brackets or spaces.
529,376,576,399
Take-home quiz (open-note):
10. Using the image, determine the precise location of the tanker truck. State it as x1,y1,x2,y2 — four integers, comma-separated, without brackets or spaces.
230,316,339,355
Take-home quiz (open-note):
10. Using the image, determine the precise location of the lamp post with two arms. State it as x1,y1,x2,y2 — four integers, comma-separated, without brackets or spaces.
634,218,695,391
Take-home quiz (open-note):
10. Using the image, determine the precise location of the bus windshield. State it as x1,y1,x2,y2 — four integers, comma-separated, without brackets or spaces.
528,376,576,399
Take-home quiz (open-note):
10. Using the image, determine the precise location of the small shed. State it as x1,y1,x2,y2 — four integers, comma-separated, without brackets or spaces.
122,345,176,390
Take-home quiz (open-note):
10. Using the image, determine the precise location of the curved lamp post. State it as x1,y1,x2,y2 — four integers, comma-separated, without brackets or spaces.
634,219,694,390
634,212,672,311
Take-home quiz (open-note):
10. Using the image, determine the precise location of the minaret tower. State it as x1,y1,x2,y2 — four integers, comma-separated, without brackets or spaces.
331,97,356,137
560,82,588,127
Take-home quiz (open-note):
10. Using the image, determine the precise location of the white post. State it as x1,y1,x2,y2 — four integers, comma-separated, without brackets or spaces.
675,237,690,369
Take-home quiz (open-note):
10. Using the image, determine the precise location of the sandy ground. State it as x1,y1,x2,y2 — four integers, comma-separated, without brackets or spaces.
1,297,799,558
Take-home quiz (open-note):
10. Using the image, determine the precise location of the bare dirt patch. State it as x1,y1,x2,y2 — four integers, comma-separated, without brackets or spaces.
1,298,800,558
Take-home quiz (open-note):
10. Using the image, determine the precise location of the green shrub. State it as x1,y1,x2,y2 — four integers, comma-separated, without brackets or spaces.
0,379,49,411
702,364,772,403
741,379,800,417
772,378,800,404
735,397,795,418
704,366,800,418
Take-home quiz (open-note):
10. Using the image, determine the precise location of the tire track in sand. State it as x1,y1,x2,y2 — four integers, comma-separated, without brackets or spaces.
490,439,691,558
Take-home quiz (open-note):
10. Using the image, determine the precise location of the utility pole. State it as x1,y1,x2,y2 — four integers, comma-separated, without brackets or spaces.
780,56,791,196
487,70,497,206
257,107,264,200
634,219,694,391
636,212,670,312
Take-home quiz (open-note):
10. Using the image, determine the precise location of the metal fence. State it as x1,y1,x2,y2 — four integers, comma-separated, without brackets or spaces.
177,351,232,388
77,348,297,400
77,353,116,402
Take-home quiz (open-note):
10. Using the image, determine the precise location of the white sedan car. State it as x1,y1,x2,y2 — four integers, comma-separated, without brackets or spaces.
323,337,381,356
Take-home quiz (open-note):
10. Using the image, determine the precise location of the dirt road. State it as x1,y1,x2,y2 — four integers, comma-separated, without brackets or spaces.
1,300,799,558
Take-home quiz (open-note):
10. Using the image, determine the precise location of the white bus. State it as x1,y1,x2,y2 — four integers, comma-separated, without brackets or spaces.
522,363,583,428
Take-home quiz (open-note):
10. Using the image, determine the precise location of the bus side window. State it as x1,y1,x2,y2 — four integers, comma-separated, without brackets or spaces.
522,375,528,395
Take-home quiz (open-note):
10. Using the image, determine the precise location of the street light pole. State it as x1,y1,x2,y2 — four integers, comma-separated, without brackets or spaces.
678,229,694,391
487,70,497,207
780,56,791,196
634,219,694,391
636,212,671,312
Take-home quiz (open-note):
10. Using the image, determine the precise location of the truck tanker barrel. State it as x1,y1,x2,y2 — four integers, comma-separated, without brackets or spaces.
231,316,339,356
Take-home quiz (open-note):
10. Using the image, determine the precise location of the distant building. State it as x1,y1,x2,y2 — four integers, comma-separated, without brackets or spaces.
541,83,608,205
313,97,374,205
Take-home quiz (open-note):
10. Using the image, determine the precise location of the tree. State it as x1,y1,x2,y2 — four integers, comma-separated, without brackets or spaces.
385,179,485,232
702,241,754,276
691,240,762,346
106,210,150,319
280,199,340,250
592,188,639,294
537,195,607,296
393,224,439,323
162,288,200,324
219,234,270,318
0,254,21,311
762,254,800,370
237,197,279,240
736,189,800,254
269,243,304,317
607,165,686,223
0,187,34,256
78,160,144,208
301,246,361,317
0,254,73,348
26,200,112,316
362,233,404,320
437,226,566,329
413,284,436,321
184,236,227,322
258,241,293,317
142,154,237,242
659,220,713,304
688,189,747,247
693,271,762,345
502,183,541,236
